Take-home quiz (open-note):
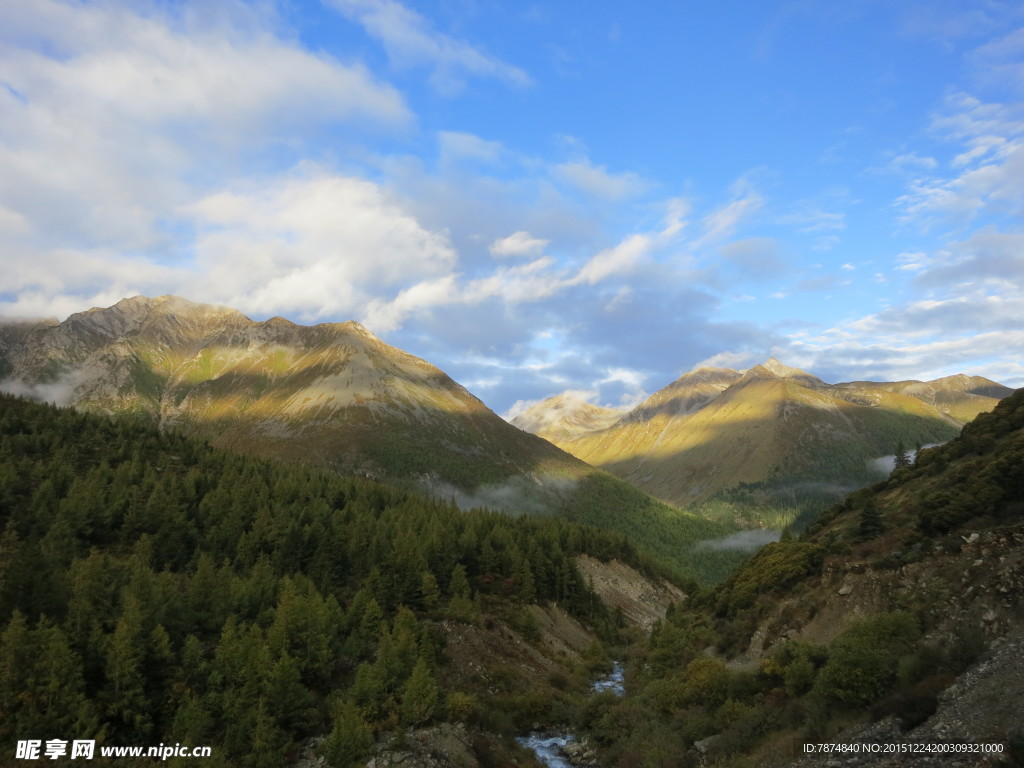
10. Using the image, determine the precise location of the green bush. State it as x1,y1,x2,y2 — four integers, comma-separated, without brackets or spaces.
814,612,920,707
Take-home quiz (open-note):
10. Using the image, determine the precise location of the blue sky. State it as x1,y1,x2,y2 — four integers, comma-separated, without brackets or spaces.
2,0,1023,416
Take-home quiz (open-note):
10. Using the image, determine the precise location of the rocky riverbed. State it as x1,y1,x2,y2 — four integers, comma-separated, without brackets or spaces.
516,662,624,768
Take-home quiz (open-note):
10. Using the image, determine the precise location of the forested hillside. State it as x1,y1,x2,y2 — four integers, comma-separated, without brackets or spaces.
586,389,1024,767
0,393,669,766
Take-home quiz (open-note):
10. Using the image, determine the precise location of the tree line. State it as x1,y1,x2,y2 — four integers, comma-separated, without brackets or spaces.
0,394,649,766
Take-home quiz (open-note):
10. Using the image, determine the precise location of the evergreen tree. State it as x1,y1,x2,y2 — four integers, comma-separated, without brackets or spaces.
400,657,438,727
324,700,373,768
0,394,675,764
894,441,911,470
105,596,152,739
448,563,471,599
418,571,440,609
0,611,33,740
857,498,884,540
33,618,97,736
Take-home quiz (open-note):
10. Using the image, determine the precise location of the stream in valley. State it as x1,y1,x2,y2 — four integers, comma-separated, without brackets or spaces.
516,662,624,768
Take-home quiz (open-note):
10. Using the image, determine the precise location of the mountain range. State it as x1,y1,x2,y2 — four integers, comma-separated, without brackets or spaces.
1,294,1014,548
512,358,1013,523
0,295,730,580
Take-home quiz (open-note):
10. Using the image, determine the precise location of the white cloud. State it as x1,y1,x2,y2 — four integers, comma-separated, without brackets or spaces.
439,131,504,165
661,197,691,239
693,178,764,249
889,89,1024,231
782,225,1024,388
931,92,1024,142
572,234,652,286
364,186,694,330
791,329,1024,388
502,387,602,421
0,206,30,236
357,192,690,333
326,0,530,94
597,367,648,408
553,158,649,200
362,275,459,333
968,26,1024,93
184,170,457,322
917,230,1024,289
693,350,756,371
896,140,1024,229
952,135,1006,167
895,251,929,271
0,0,409,257
890,152,938,171
776,208,846,233
362,255,567,333
490,231,549,258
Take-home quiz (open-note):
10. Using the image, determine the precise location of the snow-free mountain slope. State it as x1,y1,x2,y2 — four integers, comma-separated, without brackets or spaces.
510,392,623,442
0,295,569,485
520,359,1011,516
0,295,734,581
837,374,1015,425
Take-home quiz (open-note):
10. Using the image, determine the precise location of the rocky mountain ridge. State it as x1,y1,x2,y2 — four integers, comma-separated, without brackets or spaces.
0,295,574,478
514,358,1014,515
509,392,624,443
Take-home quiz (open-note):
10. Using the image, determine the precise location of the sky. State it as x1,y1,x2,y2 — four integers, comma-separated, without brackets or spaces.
2,0,1024,417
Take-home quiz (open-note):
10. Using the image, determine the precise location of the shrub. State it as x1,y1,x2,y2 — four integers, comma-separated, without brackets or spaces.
681,657,730,708
814,612,920,707
715,542,825,616
445,691,478,723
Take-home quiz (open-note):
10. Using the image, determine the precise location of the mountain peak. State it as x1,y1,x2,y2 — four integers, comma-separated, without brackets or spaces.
61,295,250,347
616,366,741,426
761,357,805,377
676,366,742,384
510,392,623,441
927,373,1015,400
742,358,825,387
338,320,380,341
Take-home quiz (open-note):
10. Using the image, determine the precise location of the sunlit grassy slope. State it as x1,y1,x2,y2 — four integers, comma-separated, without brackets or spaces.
521,360,1012,529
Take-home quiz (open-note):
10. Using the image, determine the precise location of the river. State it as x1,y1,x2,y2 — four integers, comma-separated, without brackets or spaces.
516,662,624,767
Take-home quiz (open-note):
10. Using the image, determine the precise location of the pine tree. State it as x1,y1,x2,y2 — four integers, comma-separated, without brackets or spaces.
33,618,97,737
0,611,33,740
857,499,884,540
894,441,911,470
418,571,440,609
324,700,373,768
448,563,471,599
400,657,438,727
105,596,152,739
246,697,288,768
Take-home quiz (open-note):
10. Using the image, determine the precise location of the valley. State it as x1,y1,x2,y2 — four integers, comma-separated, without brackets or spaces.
0,296,1021,768
5,4,1023,766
